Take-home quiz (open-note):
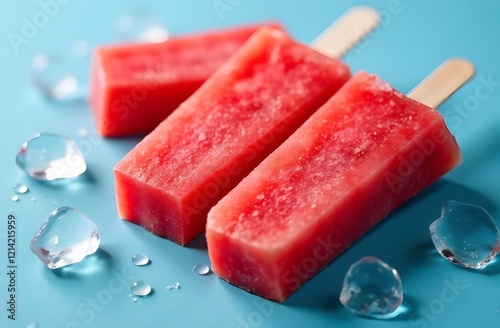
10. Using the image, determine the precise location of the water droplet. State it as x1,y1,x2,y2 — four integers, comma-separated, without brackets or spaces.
129,294,138,302
193,263,211,275
256,194,265,200
340,256,403,318
31,197,37,202
16,133,87,181
13,183,29,194
11,195,19,202
31,53,80,100
131,253,150,266
252,210,259,217
115,11,168,43
430,200,500,269
30,206,100,269
130,281,152,296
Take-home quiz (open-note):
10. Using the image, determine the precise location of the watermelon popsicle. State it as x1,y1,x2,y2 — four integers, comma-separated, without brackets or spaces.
91,7,379,137
90,23,280,137
114,8,380,245
206,59,475,302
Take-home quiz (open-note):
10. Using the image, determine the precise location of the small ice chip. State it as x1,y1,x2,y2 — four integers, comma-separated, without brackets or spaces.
430,200,500,269
340,256,403,318
30,207,100,269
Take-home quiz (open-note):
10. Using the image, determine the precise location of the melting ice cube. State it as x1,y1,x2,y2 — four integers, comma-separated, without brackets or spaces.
31,53,80,100
430,200,500,269
16,133,86,181
340,256,403,318
30,207,100,269
115,11,168,43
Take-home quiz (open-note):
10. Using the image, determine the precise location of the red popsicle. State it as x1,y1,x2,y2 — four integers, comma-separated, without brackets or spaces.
114,27,351,245
90,23,280,137
206,71,465,302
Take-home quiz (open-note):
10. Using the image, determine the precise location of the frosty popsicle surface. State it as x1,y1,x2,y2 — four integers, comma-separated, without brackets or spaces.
206,67,470,302
114,27,351,245
90,23,280,137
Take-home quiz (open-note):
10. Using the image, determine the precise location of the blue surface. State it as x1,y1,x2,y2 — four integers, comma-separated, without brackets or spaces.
1,1,500,327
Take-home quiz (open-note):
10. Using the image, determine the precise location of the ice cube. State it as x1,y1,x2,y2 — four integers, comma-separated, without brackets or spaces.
16,133,86,181
30,207,100,269
340,256,403,318
430,200,500,269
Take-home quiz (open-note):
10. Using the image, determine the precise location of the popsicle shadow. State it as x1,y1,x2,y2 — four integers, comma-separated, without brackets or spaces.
285,179,495,309
186,232,208,250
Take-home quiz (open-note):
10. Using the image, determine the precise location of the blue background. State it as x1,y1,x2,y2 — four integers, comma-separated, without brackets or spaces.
1,0,500,327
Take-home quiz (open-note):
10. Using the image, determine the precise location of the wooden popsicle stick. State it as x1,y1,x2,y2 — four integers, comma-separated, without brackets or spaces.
407,58,476,108
311,6,380,59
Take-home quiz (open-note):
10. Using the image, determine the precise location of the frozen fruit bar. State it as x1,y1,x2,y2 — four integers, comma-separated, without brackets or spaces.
114,27,350,245
90,23,280,137
206,71,462,302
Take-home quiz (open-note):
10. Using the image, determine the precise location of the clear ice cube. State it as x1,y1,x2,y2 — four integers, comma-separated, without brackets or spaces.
340,256,403,318
16,133,86,181
30,206,100,269
31,53,80,100
115,11,168,43
430,200,500,269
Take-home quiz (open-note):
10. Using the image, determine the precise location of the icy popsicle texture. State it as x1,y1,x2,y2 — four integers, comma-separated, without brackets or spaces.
90,23,279,137
114,27,350,245
206,72,462,301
